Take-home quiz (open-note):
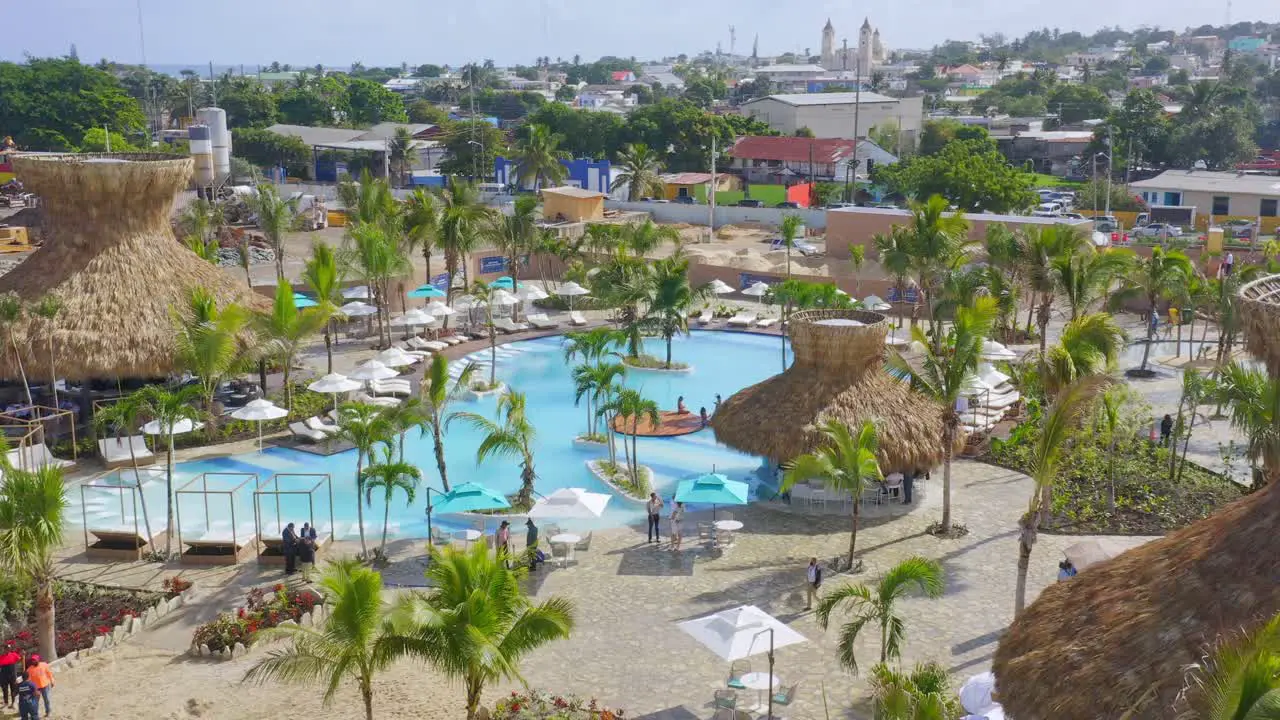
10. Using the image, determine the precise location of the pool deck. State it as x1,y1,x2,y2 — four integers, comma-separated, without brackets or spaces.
612,409,707,437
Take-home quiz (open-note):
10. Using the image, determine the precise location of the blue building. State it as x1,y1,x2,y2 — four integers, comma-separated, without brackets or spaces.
493,157,612,194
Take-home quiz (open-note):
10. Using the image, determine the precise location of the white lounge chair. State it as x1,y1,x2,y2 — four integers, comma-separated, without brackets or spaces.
289,421,328,443
98,436,156,469
526,313,559,330
354,391,402,408
182,522,257,551
393,341,430,359
88,520,167,548
370,379,413,397
978,363,1012,388
727,313,758,327
305,417,341,436
6,443,74,470
755,317,778,328
493,317,530,334
982,390,1021,410
569,311,588,326
440,335,465,345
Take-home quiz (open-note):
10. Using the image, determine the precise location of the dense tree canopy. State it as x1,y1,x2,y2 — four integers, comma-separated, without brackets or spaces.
875,138,1037,213
344,78,409,125
438,120,507,177
231,127,312,178
0,57,145,150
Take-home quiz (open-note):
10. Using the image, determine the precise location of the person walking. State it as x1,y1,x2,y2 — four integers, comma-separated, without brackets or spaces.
298,524,317,577
0,647,19,709
669,501,685,551
1159,413,1174,446
13,672,37,720
525,519,543,570
282,522,299,574
496,520,512,566
24,655,51,719
804,557,823,611
646,492,664,544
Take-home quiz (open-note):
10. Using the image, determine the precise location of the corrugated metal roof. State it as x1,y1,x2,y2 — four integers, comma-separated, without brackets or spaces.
729,136,855,162
660,173,714,185
745,92,899,107
1130,170,1280,195
266,124,365,146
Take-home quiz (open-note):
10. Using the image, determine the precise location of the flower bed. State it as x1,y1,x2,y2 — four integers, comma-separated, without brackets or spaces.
491,690,624,720
2,581,173,658
191,583,321,654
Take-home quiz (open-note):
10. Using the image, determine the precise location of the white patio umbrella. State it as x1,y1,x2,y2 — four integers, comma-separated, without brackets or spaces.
981,339,1019,361
307,372,362,417
231,398,289,453
678,605,807,661
742,281,770,297
374,347,417,368
342,285,371,299
518,285,549,301
555,281,591,311
141,418,204,436
862,294,891,311
490,288,520,306
340,301,378,317
960,672,1004,718
527,487,612,519
348,359,399,382
426,300,457,317
395,308,436,333
707,279,735,295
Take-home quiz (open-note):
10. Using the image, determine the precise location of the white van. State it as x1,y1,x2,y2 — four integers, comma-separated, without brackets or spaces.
1036,202,1064,215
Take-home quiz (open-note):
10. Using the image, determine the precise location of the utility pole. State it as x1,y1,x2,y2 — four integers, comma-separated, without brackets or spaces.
851,54,862,204
708,134,717,243
469,64,479,181
1104,125,1113,217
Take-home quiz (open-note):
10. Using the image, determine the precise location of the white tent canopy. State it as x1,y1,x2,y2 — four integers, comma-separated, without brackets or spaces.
340,301,378,317
374,347,418,368
527,487,612,519
556,281,590,297
742,281,770,297
426,300,457,317
708,279,735,295
678,605,807,661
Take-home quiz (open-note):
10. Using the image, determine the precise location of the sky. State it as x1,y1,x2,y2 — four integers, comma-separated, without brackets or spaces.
6,0,1276,68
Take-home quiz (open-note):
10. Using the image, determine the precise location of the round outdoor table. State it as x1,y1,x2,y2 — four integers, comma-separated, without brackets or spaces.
549,533,582,565
454,529,482,548
714,520,744,531
737,671,780,712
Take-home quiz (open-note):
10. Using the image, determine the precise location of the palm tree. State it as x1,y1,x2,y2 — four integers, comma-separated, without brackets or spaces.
487,195,539,309
1178,612,1280,720
302,242,346,374
643,253,709,368
403,189,440,283
887,297,996,534
780,214,803,279
436,180,489,302
781,420,882,570
562,326,622,366
360,447,421,562
591,252,653,359
256,284,327,410
1053,248,1133,320
571,361,626,439
816,556,945,673
92,395,157,547
614,143,664,201
1219,362,1280,488
904,195,972,342
30,295,62,407
468,280,502,388
457,391,538,507
603,387,659,488
1042,312,1127,398
869,661,964,720
335,402,394,559
171,288,253,417
1097,386,1127,515
873,226,914,331
1023,224,1088,359
247,184,299,280
345,221,410,348
133,384,203,558
1014,377,1105,614
513,123,568,190
388,543,575,719
619,218,679,256
1111,246,1194,373
416,355,476,492
0,292,34,408
243,559,400,720
0,463,68,660
387,127,413,187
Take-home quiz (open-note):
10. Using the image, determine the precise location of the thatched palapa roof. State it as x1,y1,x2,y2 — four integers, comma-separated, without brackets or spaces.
0,153,264,381
712,309,953,471
1238,273,1280,375
992,483,1280,718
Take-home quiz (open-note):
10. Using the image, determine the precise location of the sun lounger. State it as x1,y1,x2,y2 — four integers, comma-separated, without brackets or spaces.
5,443,74,470
305,417,341,436
526,313,559,330
182,523,257,551
440,335,465,345
392,341,430,359
98,435,156,469
89,521,167,547
978,364,1012,388
370,379,413,397
493,317,530,334
569,311,588,326
354,391,402,408
727,313,758,327
981,390,1021,410
755,317,778,328
289,421,329,443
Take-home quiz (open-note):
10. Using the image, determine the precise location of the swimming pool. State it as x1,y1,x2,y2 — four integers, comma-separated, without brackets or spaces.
74,331,792,540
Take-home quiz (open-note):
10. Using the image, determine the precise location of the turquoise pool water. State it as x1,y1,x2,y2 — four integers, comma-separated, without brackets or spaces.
74,331,792,541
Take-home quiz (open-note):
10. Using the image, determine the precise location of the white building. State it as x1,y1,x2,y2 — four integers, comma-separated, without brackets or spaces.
738,92,925,145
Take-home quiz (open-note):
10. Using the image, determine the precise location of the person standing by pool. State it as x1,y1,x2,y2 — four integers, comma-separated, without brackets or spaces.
496,521,512,566
699,407,709,427
669,501,685,551
676,396,688,414
282,522,298,574
714,394,722,413
646,493,664,544
24,655,51,719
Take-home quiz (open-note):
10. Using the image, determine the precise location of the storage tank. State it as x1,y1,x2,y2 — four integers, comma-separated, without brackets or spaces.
197,107,231,178
187,124,215,187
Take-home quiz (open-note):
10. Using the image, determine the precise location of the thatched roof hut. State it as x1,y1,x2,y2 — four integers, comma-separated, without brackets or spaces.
992,483,1280,718
712,309,952,471
0,153,263,381
1238,273,1280,375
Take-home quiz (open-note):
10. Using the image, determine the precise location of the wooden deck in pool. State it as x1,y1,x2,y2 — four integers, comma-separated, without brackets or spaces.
612,410,707,437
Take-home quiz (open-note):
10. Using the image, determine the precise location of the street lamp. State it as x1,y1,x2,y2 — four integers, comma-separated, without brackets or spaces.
1092,151,1112,217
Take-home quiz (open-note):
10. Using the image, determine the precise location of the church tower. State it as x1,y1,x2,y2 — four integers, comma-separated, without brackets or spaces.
858,18,874,76
821,19,836,69
872,28,885,63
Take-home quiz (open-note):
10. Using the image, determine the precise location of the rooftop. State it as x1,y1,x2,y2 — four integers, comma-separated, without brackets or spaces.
1130,170,1280,195
828,205,1091,226
540,186,607,199
744,91,899,107
729,136,855,163
265,123,438,148
660,172,715,185
753,64,828,74
265,124,367,147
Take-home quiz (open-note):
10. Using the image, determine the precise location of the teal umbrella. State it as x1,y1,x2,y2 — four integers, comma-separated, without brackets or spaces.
408,284,447,299
426,482,511,545
492,276,522,290
675,473,750,519
292,293,318,308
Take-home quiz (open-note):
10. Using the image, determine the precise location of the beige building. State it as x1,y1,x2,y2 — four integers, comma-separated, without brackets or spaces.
738,92,924,147
1130,170,1280,220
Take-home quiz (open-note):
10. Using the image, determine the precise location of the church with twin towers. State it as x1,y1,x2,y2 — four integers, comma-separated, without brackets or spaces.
820,17,885,75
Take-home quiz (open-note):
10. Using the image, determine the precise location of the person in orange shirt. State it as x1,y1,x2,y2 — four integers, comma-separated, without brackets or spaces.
24,655,51,718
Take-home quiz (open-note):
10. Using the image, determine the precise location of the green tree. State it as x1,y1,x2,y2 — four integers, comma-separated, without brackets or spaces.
403,188,440,282
1042,313,1126,398
902,195,973,342
601,387,659,488
876,139,1037,213
614,143,665,200
457,391,539,507
92,394,157,546
214,75,279,128
302,241,346,374
171,287,253,416
247,184,299,279
0,58,145,150
1110,247,1193,373
436,180,490,299
781,420,883,570
29,295,63,407
360,447,421,562
256,283,327,411
243,559,401,720
406,99,448,125
870,661,965,720
276,86,333,126
779,214,803,279
231,128,312,179
389,543,575,719
345,78,408,124
0,464,68,660
79,127,139,152
417,355,477,492
888,297,996,533
816,556,945,672
1046,83,1110,125
487,195,539,301
335,403,394,559
439,120,506,178
571,361,626,440
387,127,414,187
133,385,203,557
1014,378,1103,614
0,293,34,408
1179,612,1280,720
1024,224,1089,357
642,252,708,368
513,124,569,190
869,121,901,155
1219,363,1280,488
467,280,502,388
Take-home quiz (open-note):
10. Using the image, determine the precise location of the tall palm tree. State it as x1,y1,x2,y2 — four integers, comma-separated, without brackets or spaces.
1097,386,1127,515
257,283,327,411
171,288,252,417
1022,224,1088,358
614,143,664,201
468,280,502,388
873,226,914,330
572,361,626,439
904,195,972,342
247,184,299,280
592,252,652,359
436,180,489,302
1053,248,1133,320
1111,247,1194,373
243,559,401,720
302,241,346,374
360,447,421,562
619,218,679,256
816,556,945,673
643,253,709,368
602,387,659,487
403,188,440,284
30,295,62,407
0,292,34,408
1042,312,1127,398
1219,362,1280,488
781,420,882,570
0,463,67,660
335,402,394,559
487,195,539,312
133,384,203,558
1014,377,1105,614
388,543,575,719
416,355,476,492
562,326,623,366
93,395,157,547
387,127,414,187
457,391,538,507
780,214,803,279
1178,611,1280,720
513,123,569,190
888,297,996,534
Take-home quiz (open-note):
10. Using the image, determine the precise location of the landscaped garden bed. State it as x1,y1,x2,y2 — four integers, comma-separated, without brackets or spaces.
1,579,188,658
191,582,322,656
491,690,624,720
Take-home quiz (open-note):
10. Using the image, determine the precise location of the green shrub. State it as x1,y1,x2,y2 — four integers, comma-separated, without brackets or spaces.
623,354,689,370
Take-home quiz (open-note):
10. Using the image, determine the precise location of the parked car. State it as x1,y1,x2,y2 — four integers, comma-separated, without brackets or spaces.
673,195,695,205
1134,223,1182,238
1060,212,1088,221
826,202,858,209
775,201,801,209
1222,219,1256,239
736,199,764,208
1092,215,1120,232
1036,202,1064,215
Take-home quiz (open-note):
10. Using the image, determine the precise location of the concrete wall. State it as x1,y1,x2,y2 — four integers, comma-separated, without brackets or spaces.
603,200,827,229
741,96,924,143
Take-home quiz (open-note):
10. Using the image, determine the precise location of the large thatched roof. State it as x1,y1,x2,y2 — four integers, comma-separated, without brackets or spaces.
1239,273,1280,375
993,481,1280,719
712,309,953,471
0,153,264,381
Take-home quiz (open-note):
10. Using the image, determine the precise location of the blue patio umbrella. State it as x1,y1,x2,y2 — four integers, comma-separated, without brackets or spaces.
408,284,447,299
674,472,750,519
292,293,318,308
426,482,510,546
491,276,523,290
